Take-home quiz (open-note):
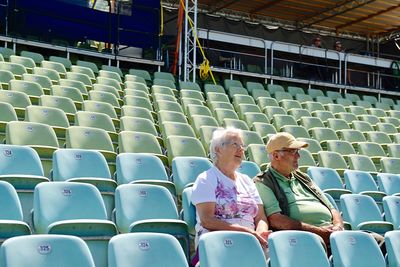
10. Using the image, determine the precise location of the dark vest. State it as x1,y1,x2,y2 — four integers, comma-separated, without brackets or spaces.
254,168,333,217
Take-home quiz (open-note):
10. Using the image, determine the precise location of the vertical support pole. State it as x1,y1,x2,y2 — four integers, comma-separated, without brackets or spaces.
183,0,197,82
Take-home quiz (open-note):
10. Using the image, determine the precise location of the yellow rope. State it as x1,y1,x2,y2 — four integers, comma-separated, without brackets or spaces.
160,1,164,36
179,0,216,84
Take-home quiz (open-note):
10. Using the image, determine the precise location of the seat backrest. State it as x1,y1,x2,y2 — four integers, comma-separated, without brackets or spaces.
59,79,88,95
115,184,179,233
317,151,347,170
25,105,69,128
383,196,400,229
116,153,168,185
108,233,188,267
120,117,158,135
377,173,400,195
0,90,31,108
237,161,261,178
330,231,386,267
199,231,267,267
0,144,44,176
384,228,400,267
347,154,377,172
0,180,24,220
6,121,59,147
326,140,356,156
82,100,117,119
66,126,114,152
307,166,344,190
33,182,107,234
52,149,111,181
269,230,330,267
357,142,386,157
172,156,213,195
340,194,383,228
118,131,162,154
74,111,116,132
0,101,18,122
344,170,378,193
0,234,95,267
380,157,400,174
166,136,206,165
39,95,77,115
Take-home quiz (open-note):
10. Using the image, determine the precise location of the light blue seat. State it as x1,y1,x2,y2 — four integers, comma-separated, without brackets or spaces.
383,196,400,229
181,187,196,236
171,156,213,196
0,180,31,242
199,231,267,267
340,194,393,234
52,149,117,220
0,145,49,227
330,231,386,267
344,170,386,210
385,230,400,267
115,153,175,196
237,160,261,178
114,184,189,257
269,230,330,267
0,234,95,267
307,167,351,209
377,173,400,196
108,233,188,267
33,182,117,267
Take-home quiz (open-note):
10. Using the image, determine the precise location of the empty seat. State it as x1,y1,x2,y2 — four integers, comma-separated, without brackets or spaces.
381,157,400,174
199,231,267,267
0,102,18,141
330,231,386,267
52,149,117,219
114,184,189,256
0,234,95,267
108,233,188,267
272,114,297,131
384,230,400,267
269,231,330,267
377,173,400,196
247,144,270,170
325,140,356,160
347,154,378,174
317,151,347,176
39,95,77,123
382,196,400,229
340,194,393,234
33,182,117,267
0,90,31,118
166,136,206,166
237,160,261,178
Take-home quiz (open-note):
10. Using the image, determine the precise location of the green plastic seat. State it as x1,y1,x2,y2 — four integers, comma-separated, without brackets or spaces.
41,60,67,77
76,60,99,75
66,126,117,172
187,105,212,118
128,69,151,82
208,101,235,112
101,65,123,78
9,79,44,105
251,89,270,100
125,78,148,88
222,119,249,131
89,90,121,108
356,100,372,109
281,125,310,138
246,81,264,93
317,151,348,176
309,127,339,149
344,93,361,103
387,144,400,158
357,142,386,166
214,108,239,125
207,92,230,103
325,103,346,114
22,73,52,94
241,130,264,146
59,78,88,96
271,114,297,131
337,129,367,147
374,102,391,111
325,140,356,160
335,112,358,124
274,91,293,102
348,154,378,174
367,108,386,118
299,116,324,130
179,81,201,91
190,115,219,136
247,144,269,170
51,85,83,109
381,157,400,174
279,99,302,111
327,118,350,132
97,76,122,91
243,112,269,128
252,123,276,142
381,116,400,128
0,102,18,141
294,93,313,103
0,62,27,79
233,95,256,109
199,231,267,267
124,89,149,99
121,106,154,122
298,149,317,172
180,89,204,102
203,83,225,94
108,233,188,267
39,95,76,123
302,101,325,113
0,234,96,267
65,72,93,90
20,51,44,65
124,96,154,112
326,90,342,101
224,79,243,90
266,84,284,95
365,131,392,147
0,47,15,60
0,69,14,89
154,71,175,83
25,105,70,143
153,93,176,104
158,110,187,124
82,100,118,123
288,108,311,122
257,97,279,111
307,88,325,100
375,122,398,136
49,56,72,70
160,122,196,145
287,86,305,97
336,98,353,107
165,135,206,166
346,105,367,116
358,114,380,126
153,78,176,89
33,67,60,84
351,120,374,132
0,90,31,118
9,55,35,73
316,96,334,105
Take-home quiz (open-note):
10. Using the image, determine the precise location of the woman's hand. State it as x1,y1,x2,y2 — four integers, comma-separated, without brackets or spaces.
252,230,271,248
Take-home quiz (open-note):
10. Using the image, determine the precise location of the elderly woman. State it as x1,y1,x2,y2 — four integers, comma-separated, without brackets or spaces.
191,127,271,261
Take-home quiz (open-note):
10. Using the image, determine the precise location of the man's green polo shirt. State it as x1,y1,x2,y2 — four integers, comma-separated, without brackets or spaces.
255,166,334,227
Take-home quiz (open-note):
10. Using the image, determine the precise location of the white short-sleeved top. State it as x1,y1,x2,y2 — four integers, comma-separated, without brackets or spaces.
191,166,262,240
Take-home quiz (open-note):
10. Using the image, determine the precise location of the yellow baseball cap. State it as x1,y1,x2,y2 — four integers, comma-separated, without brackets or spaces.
266,132,308,153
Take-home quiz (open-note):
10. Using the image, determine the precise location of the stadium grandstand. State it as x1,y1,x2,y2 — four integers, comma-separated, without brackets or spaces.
0,0,400,266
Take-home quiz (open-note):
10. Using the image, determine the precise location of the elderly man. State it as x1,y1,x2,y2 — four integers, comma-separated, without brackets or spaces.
254,132,344,246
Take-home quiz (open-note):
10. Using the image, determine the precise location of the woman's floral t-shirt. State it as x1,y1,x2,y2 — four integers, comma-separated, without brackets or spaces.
191,166,262,244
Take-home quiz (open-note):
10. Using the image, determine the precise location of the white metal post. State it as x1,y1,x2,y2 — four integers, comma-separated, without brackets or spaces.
183,0,197,82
